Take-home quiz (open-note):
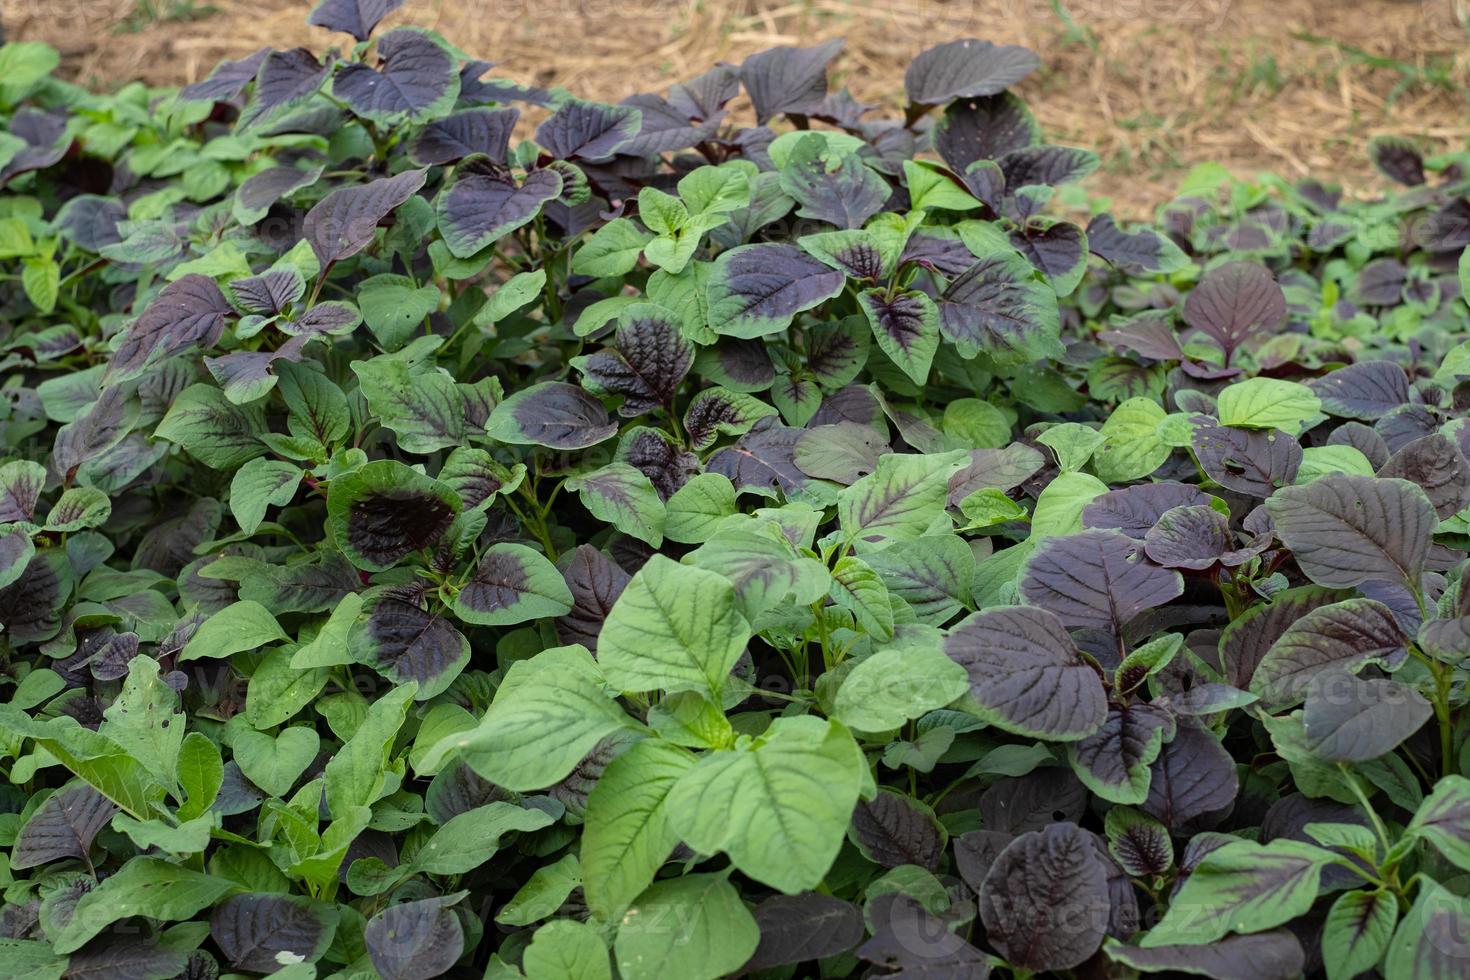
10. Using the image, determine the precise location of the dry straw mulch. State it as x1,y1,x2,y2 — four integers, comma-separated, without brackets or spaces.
9,0,1470,215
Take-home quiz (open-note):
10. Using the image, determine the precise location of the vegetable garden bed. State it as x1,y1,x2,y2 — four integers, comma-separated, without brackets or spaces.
2,0,1470,977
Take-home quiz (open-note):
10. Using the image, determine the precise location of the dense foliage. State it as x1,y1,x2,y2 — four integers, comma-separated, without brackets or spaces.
3,1,1470,977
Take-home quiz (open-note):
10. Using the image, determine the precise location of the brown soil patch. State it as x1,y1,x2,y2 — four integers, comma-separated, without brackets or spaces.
9,0,1470,215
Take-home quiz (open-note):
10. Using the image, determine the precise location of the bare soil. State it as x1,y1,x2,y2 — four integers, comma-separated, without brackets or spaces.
9,0,1470,215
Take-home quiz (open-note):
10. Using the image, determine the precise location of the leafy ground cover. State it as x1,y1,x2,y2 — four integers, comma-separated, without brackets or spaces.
3,1,1470,977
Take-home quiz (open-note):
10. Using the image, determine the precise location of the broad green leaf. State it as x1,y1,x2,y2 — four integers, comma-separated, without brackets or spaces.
833,641,968,732
176,731,223,821
573,218,652,277
1143,839,1338,946
155,384,266,469
582,739,696,921
614,873,759,980
229,457,302,534
1324,888,1396,980
497,853,583,926
667,716,865,892
567,463,666,547
828,555,895,641
352,357,467,454
1407,775,1470,872
525,919,611,980
1383,880,1470,980
837,450,965,549
664,473,738,543
100,656,184,792
597,555,752,699
419,645,636,791
246,647,331,729
228,722,319,799
413,801,555,874
1217,377,1323,432
180,600,287,661
53,857,238,953
1092,397,1169,483
324,682,416,817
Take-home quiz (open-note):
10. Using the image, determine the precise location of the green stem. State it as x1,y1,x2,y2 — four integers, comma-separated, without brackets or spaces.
1339,763,1392,856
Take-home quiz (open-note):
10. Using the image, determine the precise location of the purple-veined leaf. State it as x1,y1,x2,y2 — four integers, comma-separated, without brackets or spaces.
1192,418,1302,497
0,109,70,186
705,243,846,339
1010,218,1088,295
933,92,1040,171
536,99,641,161
905,38,1039,106
0,548,70,645
11,783,116,869
106,275,233,383
333,29,459,123
1083,482,1213,540
1068,703,1176,804
1218,585,1348,688
738,41,843,124
849,790,945,871
979,822,1110,971
239,48,330,128
567,461,666,546
1020,529,1184,633
1141,719,1238,828
364,895,464,980
230,268,305,316
1181,261,1285,362
211,893,337,973
1085,213,1191,274
1368,134,1425,186
410,107,519,166
352,594,470,699
179,46,268,102
234,164,323,225
1266,473,1436,589
945,605,1107,740
1106,932,1306,980
858,893,992,978
1379,432,1470,519
858,288,939,385
572,306,694,417
1308,359,1410,419
777,136,888,230
684,388,779,452
555,545,630,652
437,447,521,510
742,893,863,972
485,381,617,450
1106,807,1173,877
979,767,1088,834
1301,669,1430,762
0,459,44,524
706,418,813,500
307,0,404,41
451,543,573,626
1251,598,1408,705
325,460,460,572
1144,503,1264,570
620,427,699,500
1000,145,1099,188
937,251,1063,364
303,168,428,266
436,166,561,258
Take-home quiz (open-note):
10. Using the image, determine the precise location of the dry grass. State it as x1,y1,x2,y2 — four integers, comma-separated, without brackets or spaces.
9,0,1470,215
